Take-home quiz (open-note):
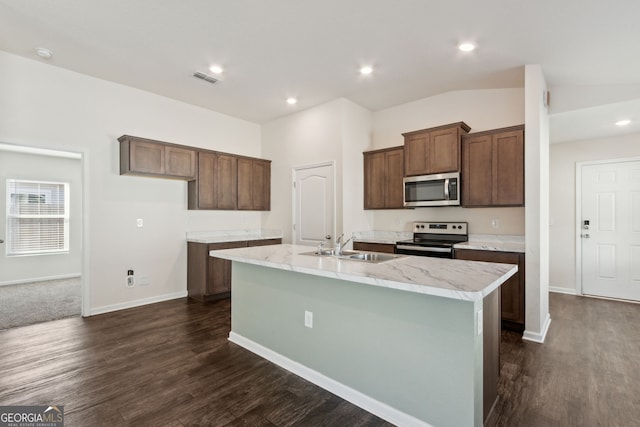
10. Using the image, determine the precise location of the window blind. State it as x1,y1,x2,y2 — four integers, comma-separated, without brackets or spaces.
6,179,70,255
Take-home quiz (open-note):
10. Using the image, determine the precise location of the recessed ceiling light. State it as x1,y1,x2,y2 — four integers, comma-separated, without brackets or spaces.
615,119,631,126
360,66,373,75
458,42,476,52
209,65,223,74
286,97,298,105
35,47,52,59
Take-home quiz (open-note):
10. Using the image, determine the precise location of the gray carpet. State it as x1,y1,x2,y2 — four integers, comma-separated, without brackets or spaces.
0,277,81,330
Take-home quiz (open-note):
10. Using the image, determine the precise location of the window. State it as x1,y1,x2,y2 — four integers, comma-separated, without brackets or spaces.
6,179,70,256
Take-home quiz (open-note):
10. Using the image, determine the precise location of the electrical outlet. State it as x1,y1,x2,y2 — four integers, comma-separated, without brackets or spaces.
136,218,144,228
304,310,313,328
491,219,500,229
126,269,134,287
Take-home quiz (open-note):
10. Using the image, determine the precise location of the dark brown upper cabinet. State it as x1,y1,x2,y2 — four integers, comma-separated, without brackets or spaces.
188,152,238,210
402,122,470,176
188,154,271,211
118,134,271,211
119,135,196,179
363,146,405,209
461,125,524,207
237,158,271,211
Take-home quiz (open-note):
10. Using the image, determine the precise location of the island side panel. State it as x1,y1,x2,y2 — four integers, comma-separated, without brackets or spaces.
230,262,483,427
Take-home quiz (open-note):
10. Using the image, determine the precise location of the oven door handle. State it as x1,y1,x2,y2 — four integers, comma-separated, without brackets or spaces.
396,245,452,253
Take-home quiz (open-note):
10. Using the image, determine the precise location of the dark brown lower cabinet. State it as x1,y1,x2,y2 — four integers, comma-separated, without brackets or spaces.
352,242,396,253
455,248,525,332
187,238,281,301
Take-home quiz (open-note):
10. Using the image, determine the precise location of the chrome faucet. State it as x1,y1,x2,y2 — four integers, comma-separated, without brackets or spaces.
334,233,353,256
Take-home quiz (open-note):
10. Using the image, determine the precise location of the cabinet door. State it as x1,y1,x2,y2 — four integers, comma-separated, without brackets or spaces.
165,146,196,178
364,151,386,209
454,249,525,330
251,159,271,211
429,127,459,174
129,140,165,174
353,242,396,253
385,148,405,208
246,238,282,247
215,154,238,210
196,152,217,209
238,158,271,210
461,134,493,206
207,241,247,294
237,158,254,210
493,130,524,206
403,132,430,176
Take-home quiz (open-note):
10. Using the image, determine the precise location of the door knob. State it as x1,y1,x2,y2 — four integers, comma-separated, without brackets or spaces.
581,233,590,239
325,235,331,240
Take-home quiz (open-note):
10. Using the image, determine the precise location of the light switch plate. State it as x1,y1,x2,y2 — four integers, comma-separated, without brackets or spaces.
136,218,143,228
304,310,313,328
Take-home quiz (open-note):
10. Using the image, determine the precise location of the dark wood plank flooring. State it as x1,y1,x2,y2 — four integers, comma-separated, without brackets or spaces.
486,293,640,427
0,297,391,427
1,293,638,426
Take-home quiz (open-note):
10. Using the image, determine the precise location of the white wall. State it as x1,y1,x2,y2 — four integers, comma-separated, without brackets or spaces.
341,100,374,240
261,98,372,244
371,88,526,235
549,132,640,294
0,151,82,285
0,51,261,313
523,64,550,343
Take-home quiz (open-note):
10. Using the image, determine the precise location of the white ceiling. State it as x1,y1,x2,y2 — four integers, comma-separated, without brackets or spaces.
1,0,640,142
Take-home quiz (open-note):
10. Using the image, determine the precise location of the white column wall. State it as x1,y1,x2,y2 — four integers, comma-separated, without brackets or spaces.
523,64,551,343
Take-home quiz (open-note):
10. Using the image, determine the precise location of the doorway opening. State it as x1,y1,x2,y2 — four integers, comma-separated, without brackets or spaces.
0,142,86,329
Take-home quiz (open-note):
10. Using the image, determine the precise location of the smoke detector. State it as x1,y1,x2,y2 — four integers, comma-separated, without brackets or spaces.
193,71,220,85
35,47,53,59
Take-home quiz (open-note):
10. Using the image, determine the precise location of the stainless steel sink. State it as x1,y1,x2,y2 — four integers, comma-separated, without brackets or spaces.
347,252,401,263
301,250,403,263
307,249,358,256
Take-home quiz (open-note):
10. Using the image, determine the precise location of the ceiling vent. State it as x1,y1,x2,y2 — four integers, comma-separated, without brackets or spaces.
193,71,219,85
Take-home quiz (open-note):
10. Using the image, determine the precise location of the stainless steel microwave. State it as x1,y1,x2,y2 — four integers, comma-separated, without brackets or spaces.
403,172,460,207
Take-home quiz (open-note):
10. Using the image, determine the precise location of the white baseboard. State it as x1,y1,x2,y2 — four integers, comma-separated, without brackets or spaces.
523,313,551,344
89,291,188,316
549,286,577,295
0,273,82,287
228,332,433,427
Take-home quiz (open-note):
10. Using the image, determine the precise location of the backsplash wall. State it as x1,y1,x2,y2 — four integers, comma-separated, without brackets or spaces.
372,206,525,235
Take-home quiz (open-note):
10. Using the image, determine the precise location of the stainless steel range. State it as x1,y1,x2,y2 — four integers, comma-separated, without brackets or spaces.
395,221,468,258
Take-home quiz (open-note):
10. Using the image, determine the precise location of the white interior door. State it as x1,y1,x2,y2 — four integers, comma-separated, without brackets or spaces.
581,160,640,301
293,163,335,247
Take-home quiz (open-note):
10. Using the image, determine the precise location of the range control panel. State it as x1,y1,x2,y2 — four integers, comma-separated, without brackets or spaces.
412,221,468,235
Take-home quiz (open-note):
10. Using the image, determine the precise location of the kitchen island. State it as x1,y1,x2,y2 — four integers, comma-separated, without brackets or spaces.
210,244,517,427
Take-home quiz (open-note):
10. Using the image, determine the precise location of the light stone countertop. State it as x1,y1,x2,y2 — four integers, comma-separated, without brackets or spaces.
454,234,525,253
210,243,517,302
186,229,282,244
